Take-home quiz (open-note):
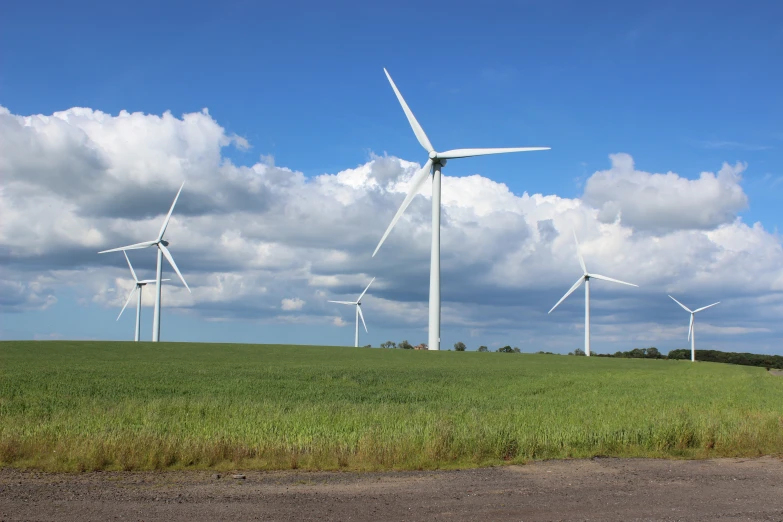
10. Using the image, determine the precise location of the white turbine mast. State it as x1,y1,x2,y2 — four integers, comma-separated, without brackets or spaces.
328,277,375,347
116,251,170,342
99,181,191,342
668,295,720,362
548,231,638,356
372,68,550,350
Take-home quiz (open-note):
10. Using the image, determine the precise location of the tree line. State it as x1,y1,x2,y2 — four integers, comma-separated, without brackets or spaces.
379,340,521,353
373,342,782,370
585,347,783,370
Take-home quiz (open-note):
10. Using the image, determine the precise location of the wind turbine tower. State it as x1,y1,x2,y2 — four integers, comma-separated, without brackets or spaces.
328,277,375,348
99,182,191,342
373,68,549,350
668,295,720,362
549,232,638,356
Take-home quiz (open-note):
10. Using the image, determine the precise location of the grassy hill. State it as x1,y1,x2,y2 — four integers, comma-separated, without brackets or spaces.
1,341,782,471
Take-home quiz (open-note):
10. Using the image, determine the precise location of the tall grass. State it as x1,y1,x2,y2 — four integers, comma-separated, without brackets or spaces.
1,341,782,471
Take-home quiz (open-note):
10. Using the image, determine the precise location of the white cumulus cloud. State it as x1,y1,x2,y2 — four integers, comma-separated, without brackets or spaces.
583,153,748,232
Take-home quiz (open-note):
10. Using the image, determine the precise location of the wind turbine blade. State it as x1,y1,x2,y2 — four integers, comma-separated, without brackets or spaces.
372,159,433,257
437,147,550,159
589,273,638,287
383,68,433,152
158,243,190,293
357,305,368,333
573,231,587,274
668,295,693,313
139,279,169,284
688,314,694,341
357,277,376,302
694,302,720,314
157,181,185,241
328,300,356,305
98,241,156,254
117,286,137,321
548,276,585,314
124,251,138,282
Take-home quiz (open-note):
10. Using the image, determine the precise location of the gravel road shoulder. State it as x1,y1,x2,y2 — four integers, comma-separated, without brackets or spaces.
2,456,782,521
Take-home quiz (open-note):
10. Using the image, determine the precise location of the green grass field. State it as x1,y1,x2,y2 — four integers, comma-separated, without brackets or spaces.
1,341,782,472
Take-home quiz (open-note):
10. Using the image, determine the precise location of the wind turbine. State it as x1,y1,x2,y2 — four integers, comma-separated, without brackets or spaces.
328,277,375,347
548,232,638,356
116,251,170,342
99,181,191,342
372,68,550,351
668,295,720,362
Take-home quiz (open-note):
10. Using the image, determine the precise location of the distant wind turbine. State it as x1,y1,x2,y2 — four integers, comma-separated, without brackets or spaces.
372,68,550,351
99,182,190,342
549,232,638,356
117,251,169,342
329,277,375,347
668,295,720,362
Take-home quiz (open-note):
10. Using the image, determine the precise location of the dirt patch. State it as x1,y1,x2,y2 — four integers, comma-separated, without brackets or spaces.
769,369,783,377
2,457,782,521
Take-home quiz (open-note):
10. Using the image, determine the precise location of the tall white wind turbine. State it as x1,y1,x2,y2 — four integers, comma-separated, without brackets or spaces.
116,251,170,342
372,68,550,351
548,232,638,356
668,295,720,362
328,277,375,348
99,182,191,342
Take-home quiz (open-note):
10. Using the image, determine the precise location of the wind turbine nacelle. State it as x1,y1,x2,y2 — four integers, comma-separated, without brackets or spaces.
160,240,170,247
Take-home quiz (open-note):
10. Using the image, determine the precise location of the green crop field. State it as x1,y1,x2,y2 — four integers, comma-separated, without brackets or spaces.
1,341,782,472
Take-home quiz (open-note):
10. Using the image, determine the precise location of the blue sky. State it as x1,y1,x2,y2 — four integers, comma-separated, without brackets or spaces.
3,1,781,201
1,0,782,351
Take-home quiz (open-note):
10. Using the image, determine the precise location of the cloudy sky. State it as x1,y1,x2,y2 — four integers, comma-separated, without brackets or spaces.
1,1,782,353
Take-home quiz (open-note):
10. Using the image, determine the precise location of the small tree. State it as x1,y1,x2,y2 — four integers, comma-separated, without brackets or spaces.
513,347,521,353
629,348,646,358
399,340,414,350
363,344,372,348
380,341,397,349
478,345,489,352
454,341,467,352
646,347,661,359
497,345,514,353
572,348,585,356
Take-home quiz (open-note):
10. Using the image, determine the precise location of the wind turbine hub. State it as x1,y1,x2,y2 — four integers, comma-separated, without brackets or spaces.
429,150,438,160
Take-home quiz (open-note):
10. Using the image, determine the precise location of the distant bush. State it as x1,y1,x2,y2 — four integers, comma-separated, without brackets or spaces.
399,340,414,350
478,345,489,352
454,342,466,352
497,345,515,353
568,348,586,356
380,341,397,349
